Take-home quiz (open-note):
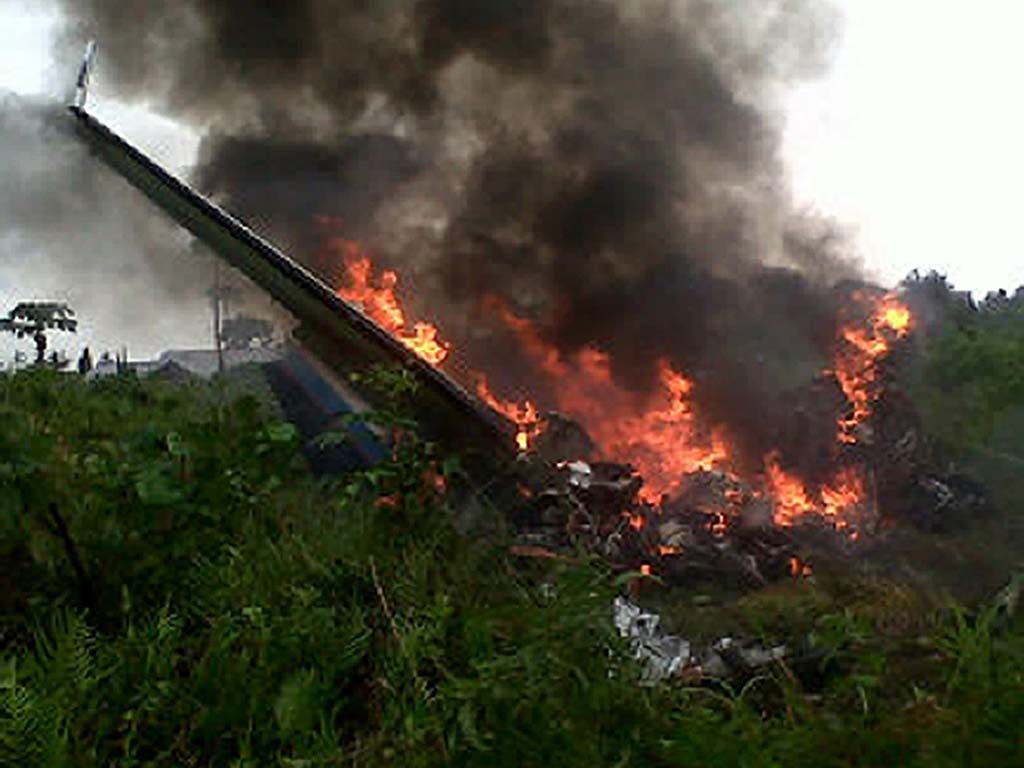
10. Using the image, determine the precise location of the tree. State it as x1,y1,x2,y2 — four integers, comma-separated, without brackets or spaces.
0,302,78,366
912,283,1024,453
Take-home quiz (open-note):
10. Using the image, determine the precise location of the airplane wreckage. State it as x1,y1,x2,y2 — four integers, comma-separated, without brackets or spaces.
67,43,516,478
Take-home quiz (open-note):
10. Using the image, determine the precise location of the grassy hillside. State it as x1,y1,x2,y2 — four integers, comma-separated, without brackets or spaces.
1,368,1022,767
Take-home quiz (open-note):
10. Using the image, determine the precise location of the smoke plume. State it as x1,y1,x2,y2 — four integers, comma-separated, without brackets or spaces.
54,0,856,465
0,93,214,359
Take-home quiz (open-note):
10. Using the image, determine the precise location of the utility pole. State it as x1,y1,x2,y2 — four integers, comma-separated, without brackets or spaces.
212,262,225,375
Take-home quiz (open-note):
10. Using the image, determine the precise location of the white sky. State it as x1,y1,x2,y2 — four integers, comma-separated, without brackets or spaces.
1,0,1023,365
0,3,200,176
783,0,1024,296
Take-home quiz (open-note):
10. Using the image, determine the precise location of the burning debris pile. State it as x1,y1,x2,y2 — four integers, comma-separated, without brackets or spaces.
325,243,991,586
511,460,802,588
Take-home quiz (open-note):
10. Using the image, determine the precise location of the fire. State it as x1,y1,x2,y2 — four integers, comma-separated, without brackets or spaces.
332,239,450,365
833,292,912,444
483,298,729,501
755,291,910,533
475,375,539,451
599,362,730,503
483,296,567,378
764,453,815,527
820,466,866,520
882,303,911,333
764,452,866,531
789,557,813,578
319,231,912,543
403,322,449,366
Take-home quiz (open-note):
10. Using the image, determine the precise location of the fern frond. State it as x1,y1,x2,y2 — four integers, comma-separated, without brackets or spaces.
28,608,97,696
0,672,69,765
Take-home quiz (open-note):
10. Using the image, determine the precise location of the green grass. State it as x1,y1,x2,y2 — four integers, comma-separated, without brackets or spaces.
1,369,1022,766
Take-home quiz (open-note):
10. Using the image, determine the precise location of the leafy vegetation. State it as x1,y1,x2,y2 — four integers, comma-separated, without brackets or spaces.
1,368,1022,766
903,274,1024,455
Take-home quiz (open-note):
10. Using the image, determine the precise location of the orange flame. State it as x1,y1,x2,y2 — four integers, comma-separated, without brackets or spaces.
332,239,451,366
484,298,729,501
756,291,911,533
764,452,866,531
764,452,815,527
833,292,912,444
475,375,539,451
709,511,729,537
789,557,813,578
820,466,866,521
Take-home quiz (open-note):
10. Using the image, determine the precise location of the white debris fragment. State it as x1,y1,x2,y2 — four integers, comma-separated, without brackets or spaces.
565,460,593,489
613,597,788,684
738,644,788,667
613,597,691,684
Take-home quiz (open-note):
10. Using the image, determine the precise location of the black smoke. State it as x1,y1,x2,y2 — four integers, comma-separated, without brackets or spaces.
55,0,856,467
